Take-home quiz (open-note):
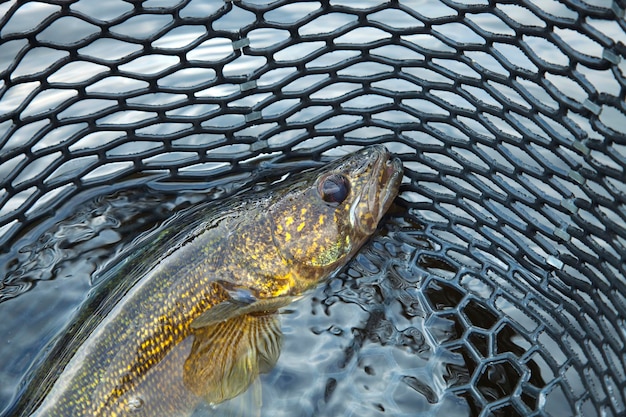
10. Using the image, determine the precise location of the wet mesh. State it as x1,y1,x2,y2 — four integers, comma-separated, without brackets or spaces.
1,1,625,416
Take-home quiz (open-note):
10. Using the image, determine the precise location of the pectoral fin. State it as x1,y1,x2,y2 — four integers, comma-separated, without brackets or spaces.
190,300,249,329
183,311,283,405
190,292,297,330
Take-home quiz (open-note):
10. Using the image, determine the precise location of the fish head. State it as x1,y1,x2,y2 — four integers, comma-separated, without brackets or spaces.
269,145,403,291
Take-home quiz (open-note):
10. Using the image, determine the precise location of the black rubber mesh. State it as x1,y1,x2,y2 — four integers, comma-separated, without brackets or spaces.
0,1,625,416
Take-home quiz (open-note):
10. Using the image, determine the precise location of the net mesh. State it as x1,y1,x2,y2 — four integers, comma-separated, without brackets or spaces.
0,0,625,416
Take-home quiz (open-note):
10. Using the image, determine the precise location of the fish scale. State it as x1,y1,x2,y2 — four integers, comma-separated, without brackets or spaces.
48,230,231,416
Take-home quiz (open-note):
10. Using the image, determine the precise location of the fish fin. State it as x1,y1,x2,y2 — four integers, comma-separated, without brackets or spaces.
190,294,297,330
190,299,249,329
184,312,282,406
212,376,263,417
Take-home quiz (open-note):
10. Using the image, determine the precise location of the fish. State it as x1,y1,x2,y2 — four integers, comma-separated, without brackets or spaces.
11,145,403,417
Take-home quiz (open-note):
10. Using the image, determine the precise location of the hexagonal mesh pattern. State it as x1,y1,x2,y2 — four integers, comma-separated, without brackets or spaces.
0,1,625,416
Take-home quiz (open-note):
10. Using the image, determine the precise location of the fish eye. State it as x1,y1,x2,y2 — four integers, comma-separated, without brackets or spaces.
318,173,350,204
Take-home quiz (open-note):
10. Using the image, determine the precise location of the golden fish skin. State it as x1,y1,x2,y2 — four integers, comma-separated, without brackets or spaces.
15,145,402,417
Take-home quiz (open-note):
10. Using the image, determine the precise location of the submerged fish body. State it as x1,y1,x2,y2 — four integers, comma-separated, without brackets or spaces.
18,145,402,417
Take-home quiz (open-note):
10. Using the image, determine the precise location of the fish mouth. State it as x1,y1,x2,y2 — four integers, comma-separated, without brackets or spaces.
358,145,403,234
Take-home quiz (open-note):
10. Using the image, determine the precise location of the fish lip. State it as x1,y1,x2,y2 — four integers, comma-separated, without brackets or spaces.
359,146,402,234
377,154,403,214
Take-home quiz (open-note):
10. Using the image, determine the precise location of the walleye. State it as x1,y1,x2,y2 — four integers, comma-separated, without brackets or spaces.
14,145,402,417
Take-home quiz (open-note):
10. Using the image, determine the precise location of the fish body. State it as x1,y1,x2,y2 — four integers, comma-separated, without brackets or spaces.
15,145,402,417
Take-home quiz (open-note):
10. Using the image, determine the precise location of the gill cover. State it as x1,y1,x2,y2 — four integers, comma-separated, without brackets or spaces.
269,145,402,269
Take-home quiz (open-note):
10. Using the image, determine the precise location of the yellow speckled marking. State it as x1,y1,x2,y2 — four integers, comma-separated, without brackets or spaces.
297,222,305,232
